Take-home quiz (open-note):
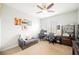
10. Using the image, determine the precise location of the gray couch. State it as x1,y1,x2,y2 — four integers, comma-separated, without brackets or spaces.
18,39,38,50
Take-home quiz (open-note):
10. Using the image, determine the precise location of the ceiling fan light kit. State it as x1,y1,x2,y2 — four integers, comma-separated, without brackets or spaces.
36,3,54,13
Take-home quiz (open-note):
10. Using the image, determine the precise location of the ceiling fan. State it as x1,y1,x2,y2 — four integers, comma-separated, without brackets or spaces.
36,3,54,13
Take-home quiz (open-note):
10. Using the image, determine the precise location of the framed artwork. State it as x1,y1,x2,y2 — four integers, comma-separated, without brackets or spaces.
14,17,32,30
15,17,22,25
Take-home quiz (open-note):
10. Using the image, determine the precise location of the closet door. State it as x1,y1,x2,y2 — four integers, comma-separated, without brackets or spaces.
40,19,51,33
51,22,57,34
40,19,47,30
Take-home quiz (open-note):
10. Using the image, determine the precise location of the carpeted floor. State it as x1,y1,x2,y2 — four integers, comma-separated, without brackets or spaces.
0,41,72,55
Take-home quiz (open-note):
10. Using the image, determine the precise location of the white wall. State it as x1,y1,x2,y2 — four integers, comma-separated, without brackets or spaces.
77,9,79,24
40,10,77,35
0,6,3,51
0,5,40,51
0,18,1,51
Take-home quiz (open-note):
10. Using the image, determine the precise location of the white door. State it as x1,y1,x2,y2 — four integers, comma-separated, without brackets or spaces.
51,22,57,34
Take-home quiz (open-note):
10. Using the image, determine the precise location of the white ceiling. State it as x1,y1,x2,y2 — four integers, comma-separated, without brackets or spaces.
4,3,79,18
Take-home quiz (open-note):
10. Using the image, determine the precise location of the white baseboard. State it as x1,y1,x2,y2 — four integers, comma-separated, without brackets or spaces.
0,44,18,51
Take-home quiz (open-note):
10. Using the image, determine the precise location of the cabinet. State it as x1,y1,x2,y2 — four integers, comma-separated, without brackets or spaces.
77,25,79,39
62,36,72,46
62,25,75,46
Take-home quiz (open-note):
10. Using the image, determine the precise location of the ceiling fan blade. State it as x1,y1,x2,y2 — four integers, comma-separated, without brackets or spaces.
37,5,43,10
42,3,47,8
36,11,42,13
47,3,54,9
48,10,54,12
